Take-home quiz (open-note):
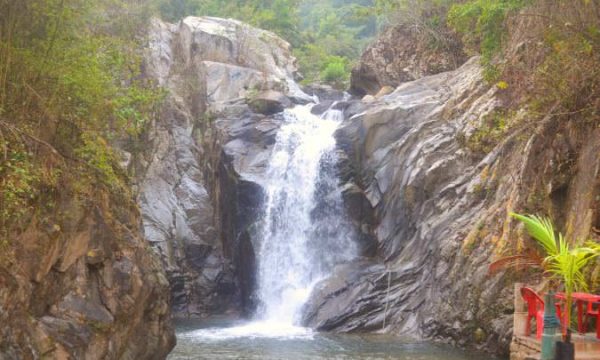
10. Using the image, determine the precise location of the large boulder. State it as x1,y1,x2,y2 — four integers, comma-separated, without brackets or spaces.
248,90,292,115
305,49,600,356
305,58,508,350
350,25,467,96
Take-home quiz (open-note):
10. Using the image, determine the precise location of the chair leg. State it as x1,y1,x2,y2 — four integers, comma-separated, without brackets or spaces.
525,314,532,336
596,313,600,339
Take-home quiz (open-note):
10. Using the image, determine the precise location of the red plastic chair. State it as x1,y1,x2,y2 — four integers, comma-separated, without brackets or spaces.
584,301,600,339
521,287,545,339
555,292,599,338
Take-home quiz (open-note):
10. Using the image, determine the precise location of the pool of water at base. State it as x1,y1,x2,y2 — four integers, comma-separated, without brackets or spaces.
169,317,500,360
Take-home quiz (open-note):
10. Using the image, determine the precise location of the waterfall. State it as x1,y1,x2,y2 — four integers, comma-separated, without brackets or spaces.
185,103,356,340
256,104,357,326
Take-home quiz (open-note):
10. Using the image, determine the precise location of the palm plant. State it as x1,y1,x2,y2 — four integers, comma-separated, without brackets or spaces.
511,213,600,338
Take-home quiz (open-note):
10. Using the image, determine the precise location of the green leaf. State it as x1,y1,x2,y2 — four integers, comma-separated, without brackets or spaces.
510,213,558,255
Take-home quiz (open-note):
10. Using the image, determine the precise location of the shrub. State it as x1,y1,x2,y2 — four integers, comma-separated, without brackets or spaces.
0,0,162,247
448,0,530,81
510,213,600,337
320,57,349,89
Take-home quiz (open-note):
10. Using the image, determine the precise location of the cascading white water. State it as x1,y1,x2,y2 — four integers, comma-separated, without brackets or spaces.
184,103,356,340
256,105,357,327
174,108,499,360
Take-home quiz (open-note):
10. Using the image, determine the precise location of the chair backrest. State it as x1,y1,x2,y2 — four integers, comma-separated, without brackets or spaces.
521,287,544,315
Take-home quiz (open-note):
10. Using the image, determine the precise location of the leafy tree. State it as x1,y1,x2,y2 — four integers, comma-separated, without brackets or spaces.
320,57,350,89
294,0,377,86
157,0,203,22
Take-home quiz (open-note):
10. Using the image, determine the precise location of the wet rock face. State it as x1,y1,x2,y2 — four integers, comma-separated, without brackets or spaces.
350,25,467,96
306,61,502,336
305,58,511,352
0,193,175,359
139,17,308,317
305,53,600,356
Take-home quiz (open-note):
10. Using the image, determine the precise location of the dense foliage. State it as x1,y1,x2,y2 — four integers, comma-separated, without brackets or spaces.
373,0,600,122
447,0,530,80
295,0,377,86
0,0,162,250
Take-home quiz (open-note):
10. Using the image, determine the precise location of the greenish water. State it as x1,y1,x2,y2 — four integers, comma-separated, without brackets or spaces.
169,318,495,360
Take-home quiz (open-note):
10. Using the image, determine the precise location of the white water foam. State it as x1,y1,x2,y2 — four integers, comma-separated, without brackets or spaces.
183,104,356,341
179,321,314,341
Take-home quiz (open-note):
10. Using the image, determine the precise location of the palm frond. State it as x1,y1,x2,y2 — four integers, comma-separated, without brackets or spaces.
512,213,600,336
488,246,544,274
510,213,558,255
488,254,542,275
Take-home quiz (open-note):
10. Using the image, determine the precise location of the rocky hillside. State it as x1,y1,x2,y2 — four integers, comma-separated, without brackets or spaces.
131,3,598,356
305,57,515,352
0,180,175,359
303,1,600,356
0,1,176,358
350,23,466,96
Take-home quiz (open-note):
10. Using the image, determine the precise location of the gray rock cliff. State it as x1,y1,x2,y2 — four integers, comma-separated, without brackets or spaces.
138,16,309,317
304,53,600,356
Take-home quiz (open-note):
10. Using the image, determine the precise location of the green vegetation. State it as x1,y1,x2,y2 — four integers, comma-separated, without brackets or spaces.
369,0,453,26
0,0,161,246
370,0,465,49
296,0,376,87
464,110,511,154
319,57,349,88
447,0,530,80
511,213,600,336
533,14,600,125
155,0,378,88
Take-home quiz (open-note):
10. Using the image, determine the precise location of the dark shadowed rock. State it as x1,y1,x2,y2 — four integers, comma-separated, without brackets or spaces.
248,90,292,115
311,100,334,115
302,84,346,102
303,260,386,331
335,100,366,119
